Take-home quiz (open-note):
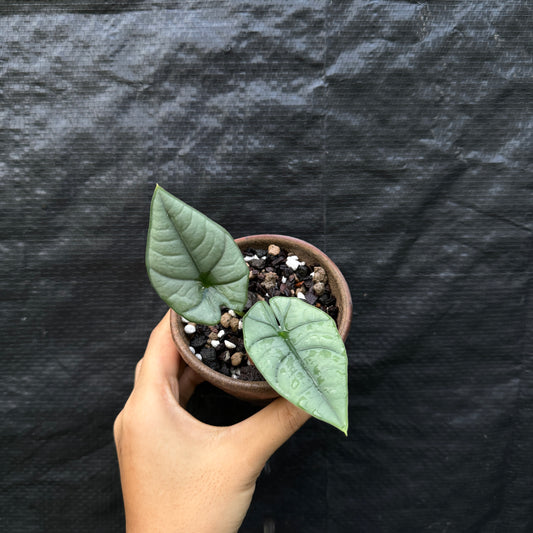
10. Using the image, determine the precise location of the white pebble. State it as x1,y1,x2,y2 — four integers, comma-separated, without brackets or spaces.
181,316,189,323
189,346,196,354
218,329,225,338
297,292,307,300
195,353,202,360
244,254,259,262
282,276,287,283
228,309,236,317
224,340,236,349
286,255,302,270
211,340,220,348
184,324,196,334
238,320,243,330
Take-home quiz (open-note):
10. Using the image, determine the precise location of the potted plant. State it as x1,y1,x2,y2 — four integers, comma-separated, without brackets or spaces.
146,185,351,434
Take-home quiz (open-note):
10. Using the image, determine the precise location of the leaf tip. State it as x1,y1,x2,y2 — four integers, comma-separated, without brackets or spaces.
153,183,166,196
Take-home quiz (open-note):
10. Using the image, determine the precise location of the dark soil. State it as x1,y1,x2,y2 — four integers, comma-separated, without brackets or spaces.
184,245,338,381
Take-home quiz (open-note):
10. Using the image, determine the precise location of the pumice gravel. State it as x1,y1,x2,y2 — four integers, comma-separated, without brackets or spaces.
184,245,339,381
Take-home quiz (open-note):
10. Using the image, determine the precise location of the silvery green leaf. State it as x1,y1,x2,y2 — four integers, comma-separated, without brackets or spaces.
243,297,348,434
146,185,249,325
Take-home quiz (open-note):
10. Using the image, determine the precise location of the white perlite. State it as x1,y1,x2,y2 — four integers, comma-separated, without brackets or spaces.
224,340,237,349
195,353,202,360
244,254,259,262
297,292,307,300
211,340,220,348
189,346,196,354
184,324,196,334
286,254,305,270
218,329,225,338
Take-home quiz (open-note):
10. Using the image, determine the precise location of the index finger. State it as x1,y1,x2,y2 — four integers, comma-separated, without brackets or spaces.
234,397,311,464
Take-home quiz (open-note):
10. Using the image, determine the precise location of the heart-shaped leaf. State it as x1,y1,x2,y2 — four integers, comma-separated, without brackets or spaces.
243,297,348,434
146,185,249,324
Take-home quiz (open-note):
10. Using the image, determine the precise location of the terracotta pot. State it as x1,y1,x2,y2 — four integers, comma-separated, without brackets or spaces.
170,234,352,402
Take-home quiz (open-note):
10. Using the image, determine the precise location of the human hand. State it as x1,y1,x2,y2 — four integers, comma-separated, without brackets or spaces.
114,310,310,533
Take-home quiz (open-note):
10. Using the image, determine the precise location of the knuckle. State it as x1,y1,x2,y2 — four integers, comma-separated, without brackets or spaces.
119,401,137,430
134,358,143,381
113,411,123,442
118,394,158,438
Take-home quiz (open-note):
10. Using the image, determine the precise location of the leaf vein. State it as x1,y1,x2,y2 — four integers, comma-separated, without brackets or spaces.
149,266,200,282
249,333,279,345
287,318,330,332
297,345,344,355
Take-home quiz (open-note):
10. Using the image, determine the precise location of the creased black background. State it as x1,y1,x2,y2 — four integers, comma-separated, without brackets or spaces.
1,1,532,532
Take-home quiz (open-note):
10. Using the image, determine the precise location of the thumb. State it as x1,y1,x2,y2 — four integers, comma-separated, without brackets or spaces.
135,310,181,398
236,397,310,464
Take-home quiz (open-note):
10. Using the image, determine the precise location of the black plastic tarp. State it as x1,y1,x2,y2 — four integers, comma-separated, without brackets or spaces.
1,1,532,532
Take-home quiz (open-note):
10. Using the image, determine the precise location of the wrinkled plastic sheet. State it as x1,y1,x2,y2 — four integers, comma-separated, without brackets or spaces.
1,1,532,532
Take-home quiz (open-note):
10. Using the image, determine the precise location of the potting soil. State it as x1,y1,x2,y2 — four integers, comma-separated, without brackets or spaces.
184,246,338,380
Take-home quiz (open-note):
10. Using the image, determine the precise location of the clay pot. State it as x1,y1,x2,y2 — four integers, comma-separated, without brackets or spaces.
170,234,352,402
